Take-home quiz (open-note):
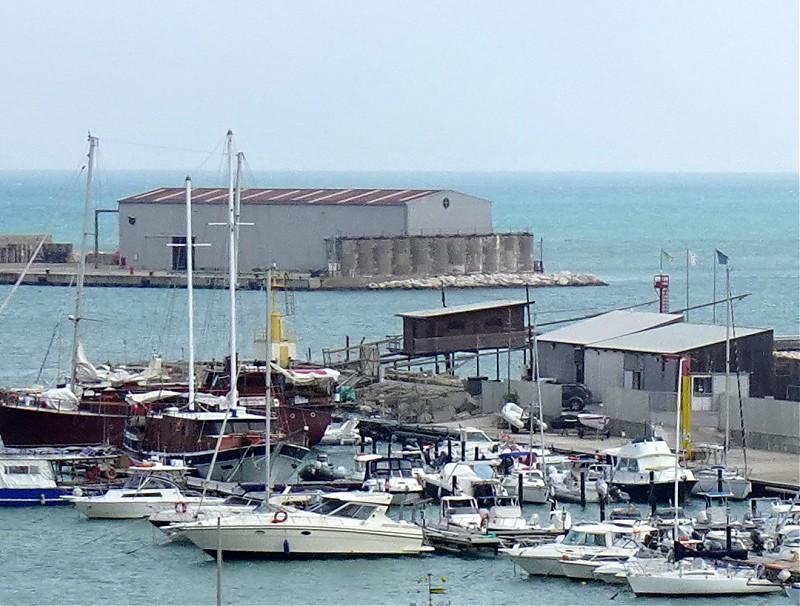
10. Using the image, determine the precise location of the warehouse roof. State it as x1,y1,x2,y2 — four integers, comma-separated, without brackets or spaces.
537,310,683,345
397,299,528,319
119,188,454,207
591,322,770,354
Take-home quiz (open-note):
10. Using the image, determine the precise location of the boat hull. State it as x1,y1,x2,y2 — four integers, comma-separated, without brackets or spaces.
0,404,128,448
508,554,566,577
628,572,782,596
612,479,696,504
180,517,430,558
0,487,71,506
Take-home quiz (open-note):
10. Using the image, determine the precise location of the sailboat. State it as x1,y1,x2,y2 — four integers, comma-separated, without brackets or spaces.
0,136,134,447
123,153,309,484
625,356,780,597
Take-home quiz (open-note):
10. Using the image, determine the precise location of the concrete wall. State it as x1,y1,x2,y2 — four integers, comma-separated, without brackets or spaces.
405,191,491,235
119,202,406,272
480,378,566,421
721,395,800,454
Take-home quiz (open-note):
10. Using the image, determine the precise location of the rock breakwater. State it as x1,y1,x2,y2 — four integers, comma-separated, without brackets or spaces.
367,271,606,290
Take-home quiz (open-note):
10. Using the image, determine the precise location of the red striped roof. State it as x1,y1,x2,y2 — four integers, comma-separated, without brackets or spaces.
119,188,442,206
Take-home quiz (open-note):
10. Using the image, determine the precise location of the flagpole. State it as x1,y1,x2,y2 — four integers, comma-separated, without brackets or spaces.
685,249,690,322
712,250,717,324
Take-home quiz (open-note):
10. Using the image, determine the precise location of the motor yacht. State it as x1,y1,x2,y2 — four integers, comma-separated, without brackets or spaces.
63,465,224,519
501,521,657,578
608,437,696,503
171,491,433,558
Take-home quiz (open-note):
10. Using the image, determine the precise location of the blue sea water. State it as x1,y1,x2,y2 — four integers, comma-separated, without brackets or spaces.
0,170,797,387
0,170,798,605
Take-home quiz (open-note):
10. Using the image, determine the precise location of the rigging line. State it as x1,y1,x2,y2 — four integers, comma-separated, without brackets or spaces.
536,299,659,328
728,296,749,475
97,137,230,158
35,278,74,384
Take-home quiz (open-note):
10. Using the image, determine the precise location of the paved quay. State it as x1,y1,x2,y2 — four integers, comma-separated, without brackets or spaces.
429,414,800,494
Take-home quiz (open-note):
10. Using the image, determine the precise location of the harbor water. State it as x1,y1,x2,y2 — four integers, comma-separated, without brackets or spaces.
0,170,797,604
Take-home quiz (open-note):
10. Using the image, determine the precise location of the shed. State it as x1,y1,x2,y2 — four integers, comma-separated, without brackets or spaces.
587,322,774,397
397,300,529,356
536,311,683,384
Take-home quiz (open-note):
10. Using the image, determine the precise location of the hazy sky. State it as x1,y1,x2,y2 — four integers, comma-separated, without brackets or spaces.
1,2,797,172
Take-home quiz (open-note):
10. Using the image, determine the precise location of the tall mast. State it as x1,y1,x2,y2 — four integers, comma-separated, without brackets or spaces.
673,357,685,537
226,130,238,406
723,266,731,467
185,177,196,410
70,134,98,389
533,307,548,493
264,266,273,504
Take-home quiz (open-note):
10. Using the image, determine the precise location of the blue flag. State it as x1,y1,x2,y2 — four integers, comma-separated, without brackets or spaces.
715,249,729,265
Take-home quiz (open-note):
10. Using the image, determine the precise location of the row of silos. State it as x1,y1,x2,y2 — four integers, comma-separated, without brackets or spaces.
334,233,536,278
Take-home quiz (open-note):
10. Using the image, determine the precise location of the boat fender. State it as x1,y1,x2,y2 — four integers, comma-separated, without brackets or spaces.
272,510,288,524
479,512,489,529
105,466,118,481
283,539,290,555
39,493,46,506
175,502,188,514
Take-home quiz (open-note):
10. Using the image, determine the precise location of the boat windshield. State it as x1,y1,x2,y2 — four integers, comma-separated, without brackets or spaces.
464,430,492,444
471,464,496,480
307,498,378,520
562,531,608,547
123,474,179,490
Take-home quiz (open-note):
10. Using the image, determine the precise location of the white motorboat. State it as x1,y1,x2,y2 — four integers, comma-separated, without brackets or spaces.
626,558,783,596
148,493,262,535
421,460,505,504
502,521,657,578
608,437,696,503
501,467,551,504
360,456,423,504
691,466,752,500
318,418,365,446
63,466,224,519
172,491,433,558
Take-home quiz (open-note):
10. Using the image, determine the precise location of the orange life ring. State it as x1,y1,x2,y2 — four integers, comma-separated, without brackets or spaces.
175,502,188,514
271,510,288,524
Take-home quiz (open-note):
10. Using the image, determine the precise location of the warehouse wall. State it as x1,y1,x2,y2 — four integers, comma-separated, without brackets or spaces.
118,202,406,272
405,191,492,235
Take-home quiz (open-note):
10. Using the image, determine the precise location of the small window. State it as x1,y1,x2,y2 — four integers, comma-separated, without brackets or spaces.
484,317,503,328
632,371,643,390
693,376,713,396
628,459,639,472
447,320,465,331
5,465,38,475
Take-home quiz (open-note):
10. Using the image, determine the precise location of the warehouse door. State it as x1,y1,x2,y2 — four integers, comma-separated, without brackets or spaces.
171,236,195,271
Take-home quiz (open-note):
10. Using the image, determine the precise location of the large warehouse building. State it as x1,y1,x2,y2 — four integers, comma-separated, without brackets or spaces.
117,187,494,273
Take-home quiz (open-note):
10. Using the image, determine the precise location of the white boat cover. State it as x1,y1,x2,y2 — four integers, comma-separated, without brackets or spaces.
75,342,170,386
270,363,340,385
40,387,80,411
0,457,58,489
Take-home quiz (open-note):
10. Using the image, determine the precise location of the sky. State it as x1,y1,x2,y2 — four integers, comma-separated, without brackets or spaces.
1,2,797,172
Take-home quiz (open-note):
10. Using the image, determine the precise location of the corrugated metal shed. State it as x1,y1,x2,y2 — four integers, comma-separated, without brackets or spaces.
591,322,769,354
397,299,527,319
537,311,683,345
120,188,444,207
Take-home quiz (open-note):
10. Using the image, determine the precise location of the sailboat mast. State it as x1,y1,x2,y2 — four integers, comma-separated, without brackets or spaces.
185,177,196,410
532,309,548,492
264,266,273,504
724,267,731,467
226,131,238,405
70,134,98,388
673,357,685,536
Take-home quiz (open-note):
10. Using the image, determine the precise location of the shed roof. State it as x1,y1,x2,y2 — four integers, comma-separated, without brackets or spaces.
397,299,528,319
591,322,770,354
537,311,683,346
119,187,451,207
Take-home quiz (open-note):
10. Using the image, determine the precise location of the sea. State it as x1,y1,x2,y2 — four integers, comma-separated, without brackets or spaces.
0,170,798,605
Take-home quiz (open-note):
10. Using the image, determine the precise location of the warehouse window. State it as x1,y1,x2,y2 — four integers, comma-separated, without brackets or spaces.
447,320,465,331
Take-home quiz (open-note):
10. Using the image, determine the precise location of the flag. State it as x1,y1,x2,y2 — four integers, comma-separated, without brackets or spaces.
660,250,674,266
687,250,698,266
715,249,729,265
